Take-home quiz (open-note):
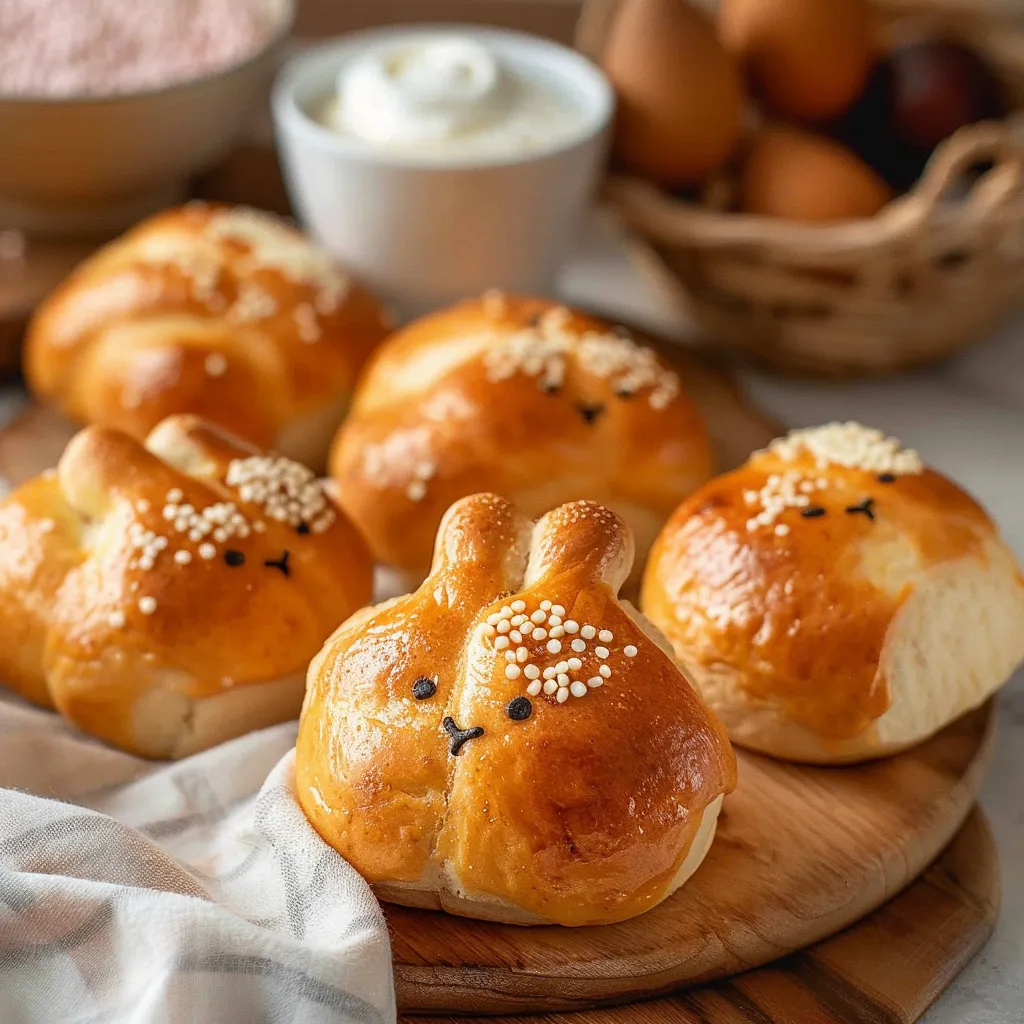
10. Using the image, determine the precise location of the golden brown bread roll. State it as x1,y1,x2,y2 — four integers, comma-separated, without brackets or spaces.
641,422,1024,763
328,294,714,587
25,203,392,471
296,493,736,926
0,415,373,758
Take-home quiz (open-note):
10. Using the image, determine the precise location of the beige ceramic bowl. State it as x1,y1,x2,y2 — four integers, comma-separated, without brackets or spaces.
0,0,294,236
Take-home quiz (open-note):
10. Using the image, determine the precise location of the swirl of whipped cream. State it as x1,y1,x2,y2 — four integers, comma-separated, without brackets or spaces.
334,36,508,145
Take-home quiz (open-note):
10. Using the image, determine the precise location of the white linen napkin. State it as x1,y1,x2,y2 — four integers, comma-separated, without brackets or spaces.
0,692,396,1024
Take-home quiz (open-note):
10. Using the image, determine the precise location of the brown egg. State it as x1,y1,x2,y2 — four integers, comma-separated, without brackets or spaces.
719,0,874,122
742,126,895,222
887,37,1007,153
602,0,746,187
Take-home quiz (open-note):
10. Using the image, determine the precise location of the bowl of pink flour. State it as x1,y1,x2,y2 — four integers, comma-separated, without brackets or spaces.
0,0,294,233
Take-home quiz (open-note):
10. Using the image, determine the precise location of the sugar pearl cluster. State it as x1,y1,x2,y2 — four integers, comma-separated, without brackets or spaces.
405,460,437,502
767,422,923,476
120,486,263,620
207,207,349,314
151,206,350,347
225,456,335,533
743,473,829,536
482,598,638,704
482,306,679,410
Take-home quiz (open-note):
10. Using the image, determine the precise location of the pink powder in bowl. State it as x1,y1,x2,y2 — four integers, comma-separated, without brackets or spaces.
0,0,284,98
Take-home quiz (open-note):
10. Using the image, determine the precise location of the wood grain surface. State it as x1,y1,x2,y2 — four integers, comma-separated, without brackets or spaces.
399,806,999,1024
386,701,995,1014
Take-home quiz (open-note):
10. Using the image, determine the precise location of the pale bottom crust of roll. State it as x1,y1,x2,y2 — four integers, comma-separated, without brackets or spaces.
689,543,1024,764
126,670,306,760
372,795,724,927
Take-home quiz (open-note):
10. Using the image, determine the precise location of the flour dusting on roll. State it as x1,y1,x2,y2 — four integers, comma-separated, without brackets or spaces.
641,422,1024,763
296,493,735,926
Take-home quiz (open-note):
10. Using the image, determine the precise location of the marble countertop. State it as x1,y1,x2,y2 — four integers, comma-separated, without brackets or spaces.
558,212,1024,1024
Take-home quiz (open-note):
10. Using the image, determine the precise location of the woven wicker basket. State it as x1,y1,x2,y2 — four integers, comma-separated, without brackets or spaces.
578,0,1024,376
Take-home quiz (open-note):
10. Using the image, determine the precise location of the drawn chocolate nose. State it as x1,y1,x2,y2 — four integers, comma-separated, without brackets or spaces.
442,716,483,756
263,550,291,576
576,402,605,425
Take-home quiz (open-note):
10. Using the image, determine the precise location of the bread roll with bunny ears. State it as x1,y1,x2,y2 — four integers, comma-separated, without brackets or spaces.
296,493,735,927
641,422,1024,764
25,203,392,471
328,294,714,587
0,414,372,758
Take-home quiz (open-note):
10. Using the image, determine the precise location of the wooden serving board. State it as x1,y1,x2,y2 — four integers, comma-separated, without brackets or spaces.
385,701,995,1014
400,806,999,1024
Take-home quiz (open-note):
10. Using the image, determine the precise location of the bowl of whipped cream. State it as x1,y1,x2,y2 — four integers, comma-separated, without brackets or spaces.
0,0,294,235
272,25,614,312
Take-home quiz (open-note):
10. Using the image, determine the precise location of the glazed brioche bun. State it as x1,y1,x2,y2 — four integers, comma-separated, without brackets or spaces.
641,422,1024,764
0,415,373,758
296,494,736,926
328,294,714,588
25,203,392,471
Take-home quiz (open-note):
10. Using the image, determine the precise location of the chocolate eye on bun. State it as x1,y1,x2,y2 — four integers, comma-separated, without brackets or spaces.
641,422,1024,764
296,493,736,926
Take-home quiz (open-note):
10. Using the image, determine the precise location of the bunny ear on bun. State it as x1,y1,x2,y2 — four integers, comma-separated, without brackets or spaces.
296,492,736,927
525,499,635,594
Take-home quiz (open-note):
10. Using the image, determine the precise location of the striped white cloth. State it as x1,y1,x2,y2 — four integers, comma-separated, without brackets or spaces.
0,692,395,1024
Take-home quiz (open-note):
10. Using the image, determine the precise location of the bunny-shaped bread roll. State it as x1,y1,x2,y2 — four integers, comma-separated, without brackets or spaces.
0,415,372,758
642,422,1024,763
328,295,714,587
296,494,735,926
25,203,392,471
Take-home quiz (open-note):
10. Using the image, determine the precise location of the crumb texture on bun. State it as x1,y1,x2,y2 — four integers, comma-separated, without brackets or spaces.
0,414,373,758
25,203,392,471
642,422,1024,763
296,493,736,926
329,294,714,586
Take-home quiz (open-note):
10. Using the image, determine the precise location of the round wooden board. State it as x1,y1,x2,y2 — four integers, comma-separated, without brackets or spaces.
388,700,996,1015
401,806,999,1024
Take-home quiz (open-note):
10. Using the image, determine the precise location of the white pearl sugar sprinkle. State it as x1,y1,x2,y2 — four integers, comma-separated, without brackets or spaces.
483,597,639,704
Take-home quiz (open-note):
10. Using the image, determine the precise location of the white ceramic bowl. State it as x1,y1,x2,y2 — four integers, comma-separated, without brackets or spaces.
0,0,294,236
272,25,614,314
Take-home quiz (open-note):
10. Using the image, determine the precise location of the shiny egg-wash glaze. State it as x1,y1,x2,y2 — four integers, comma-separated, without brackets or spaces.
296,494,735,927
25,204,392,472
642,423,1024,763
0,415,372,758
329,294,714,586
